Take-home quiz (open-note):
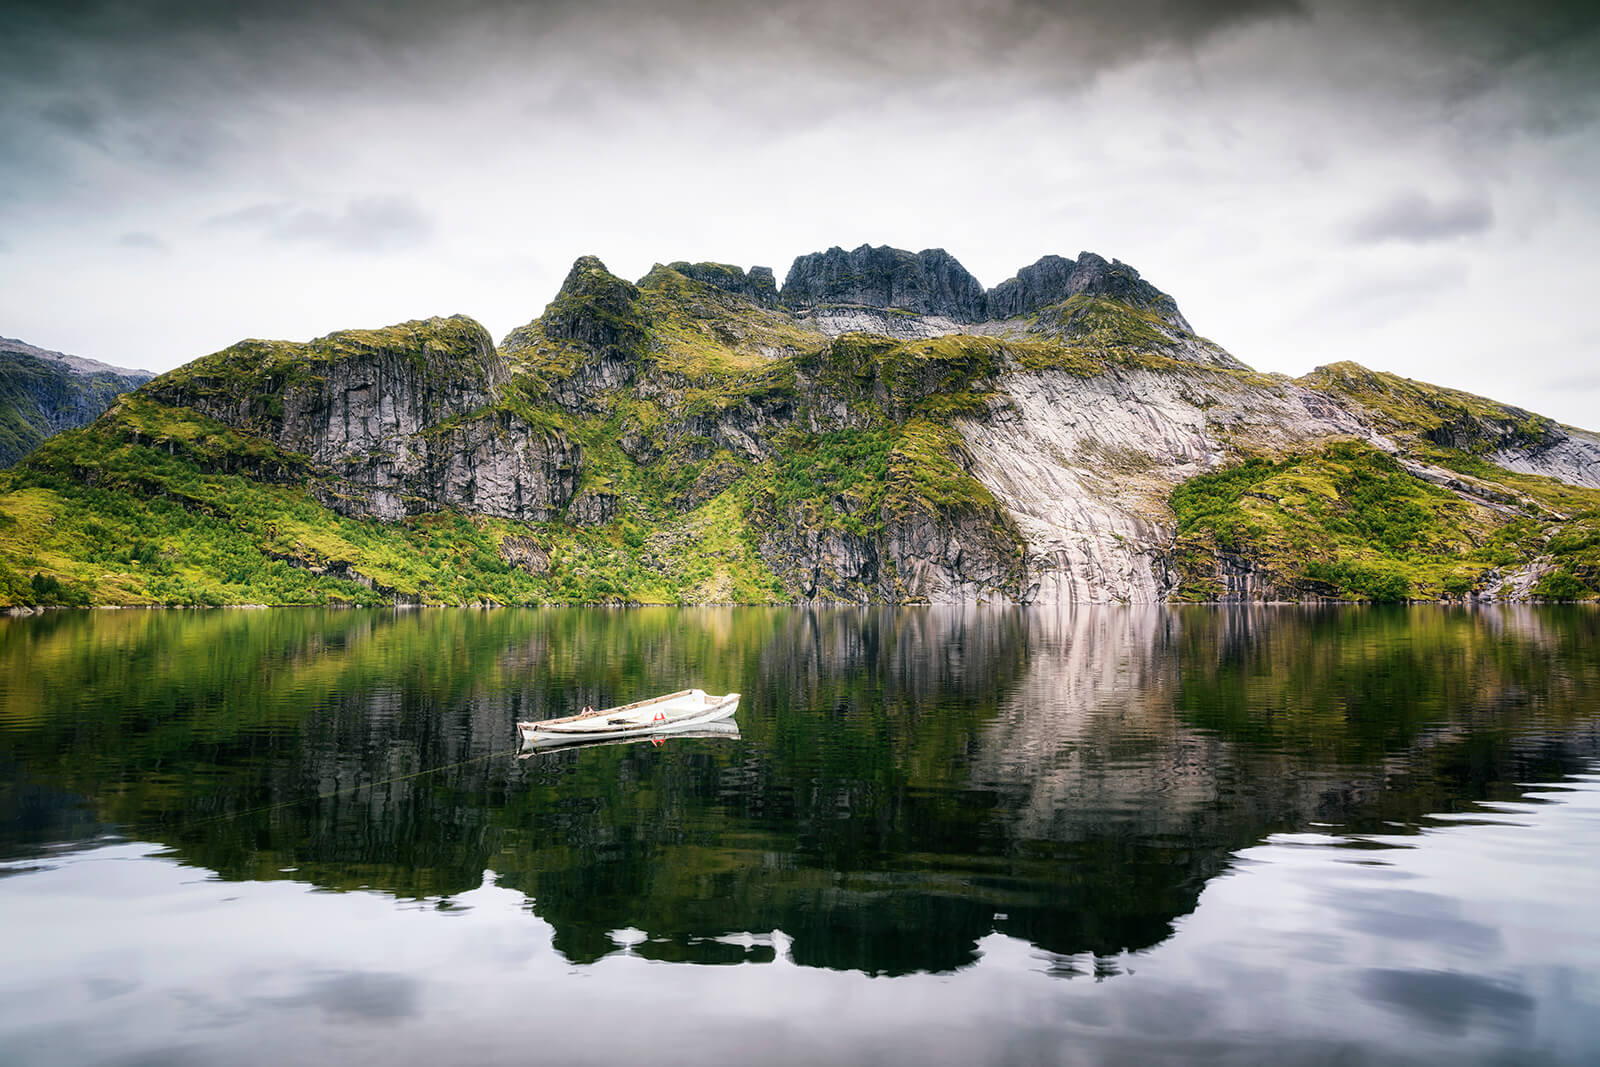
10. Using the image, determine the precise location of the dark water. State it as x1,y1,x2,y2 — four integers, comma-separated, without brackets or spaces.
2,606,1598,1066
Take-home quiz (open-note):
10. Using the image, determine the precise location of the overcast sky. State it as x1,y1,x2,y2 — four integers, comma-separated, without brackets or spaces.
2,1,1596,426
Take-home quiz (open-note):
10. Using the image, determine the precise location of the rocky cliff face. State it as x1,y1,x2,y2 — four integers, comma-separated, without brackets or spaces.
5,243,1597,607
781,245,988,321
956,365,1371,602
986,253,1191,331
777,246,1193,330
774,245,1239,370
146,316,579,522
1490,434,1600,491
0,337,152,467
502,257,653,412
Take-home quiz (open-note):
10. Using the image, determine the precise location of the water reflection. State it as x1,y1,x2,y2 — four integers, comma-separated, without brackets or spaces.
1,605,1598,979
3,771,1597,1066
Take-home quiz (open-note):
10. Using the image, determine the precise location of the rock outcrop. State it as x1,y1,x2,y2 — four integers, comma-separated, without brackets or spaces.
502,256,649,411
1490,434,1600,491
955,364,1371,603
986,252,1193,331
777,246,1196,332
772,245,1240,368
566,488,618,526
781,245,988,321
803,308,964,341
885,503,1025,603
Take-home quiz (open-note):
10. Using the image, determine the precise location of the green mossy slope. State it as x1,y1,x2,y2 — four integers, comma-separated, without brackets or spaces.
1300,362,1558,452
1171,441,1600,601
0,430,793,609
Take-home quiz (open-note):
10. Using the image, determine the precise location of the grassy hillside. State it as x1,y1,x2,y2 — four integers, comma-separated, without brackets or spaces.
1171,440,1600,601
0,393,792,607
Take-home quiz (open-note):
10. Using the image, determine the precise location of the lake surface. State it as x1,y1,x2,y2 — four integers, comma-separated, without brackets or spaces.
1,605,1598,1066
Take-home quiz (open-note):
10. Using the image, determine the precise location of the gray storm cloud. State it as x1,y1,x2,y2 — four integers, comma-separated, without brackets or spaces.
1346,191,1496,245
4,2,1593,120
3,1,1595,196
208,197,436,253
116,231,170,252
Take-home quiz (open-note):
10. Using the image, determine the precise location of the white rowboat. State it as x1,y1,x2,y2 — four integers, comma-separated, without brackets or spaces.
516,688,740,746
517,719,740,755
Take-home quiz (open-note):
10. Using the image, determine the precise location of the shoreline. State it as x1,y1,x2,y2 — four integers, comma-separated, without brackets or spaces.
6,597,1597,615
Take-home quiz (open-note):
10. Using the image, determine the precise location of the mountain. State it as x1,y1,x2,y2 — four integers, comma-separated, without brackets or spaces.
0,246,1596,606
0,337,153,468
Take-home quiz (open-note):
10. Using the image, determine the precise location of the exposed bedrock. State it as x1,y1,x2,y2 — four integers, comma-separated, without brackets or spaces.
781,245,988,321
778,244,1196,332
985,252,1192,331
885,503,1025,605
957,366,1373,604
1489,432,1600,491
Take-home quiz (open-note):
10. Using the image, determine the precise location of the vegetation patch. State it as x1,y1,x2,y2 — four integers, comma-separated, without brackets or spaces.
764,427,892,539
793,333,1010,420
1034,294,1177,352
887,420,1003,518
1301,362,1556,453
1167,441,1577,602
637,265,824,380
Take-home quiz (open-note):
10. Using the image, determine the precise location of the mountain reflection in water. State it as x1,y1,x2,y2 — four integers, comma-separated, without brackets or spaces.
1,605,1598,1064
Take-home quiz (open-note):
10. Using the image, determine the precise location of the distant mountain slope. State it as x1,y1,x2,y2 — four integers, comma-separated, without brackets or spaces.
1,336,154,378
0,248,1595,606
0,337,153,467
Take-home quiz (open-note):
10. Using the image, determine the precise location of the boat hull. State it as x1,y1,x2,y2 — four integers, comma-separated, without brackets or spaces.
517,719,741,755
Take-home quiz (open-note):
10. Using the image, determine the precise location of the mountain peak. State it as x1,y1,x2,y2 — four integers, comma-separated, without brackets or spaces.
779,245,987,321
987,252,1191,331
538,255,646,350
774,244,1192,332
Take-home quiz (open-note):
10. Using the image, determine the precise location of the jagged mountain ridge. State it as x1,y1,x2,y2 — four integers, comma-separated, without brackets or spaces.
677,244,1219,356
0,337,154,468
776,244,1190,329
1,244,1596,607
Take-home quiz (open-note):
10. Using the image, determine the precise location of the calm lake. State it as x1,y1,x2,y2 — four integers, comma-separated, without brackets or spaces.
2,605,1598,1066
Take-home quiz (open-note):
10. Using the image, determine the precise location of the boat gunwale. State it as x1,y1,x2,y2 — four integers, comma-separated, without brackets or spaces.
524,688,697,729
